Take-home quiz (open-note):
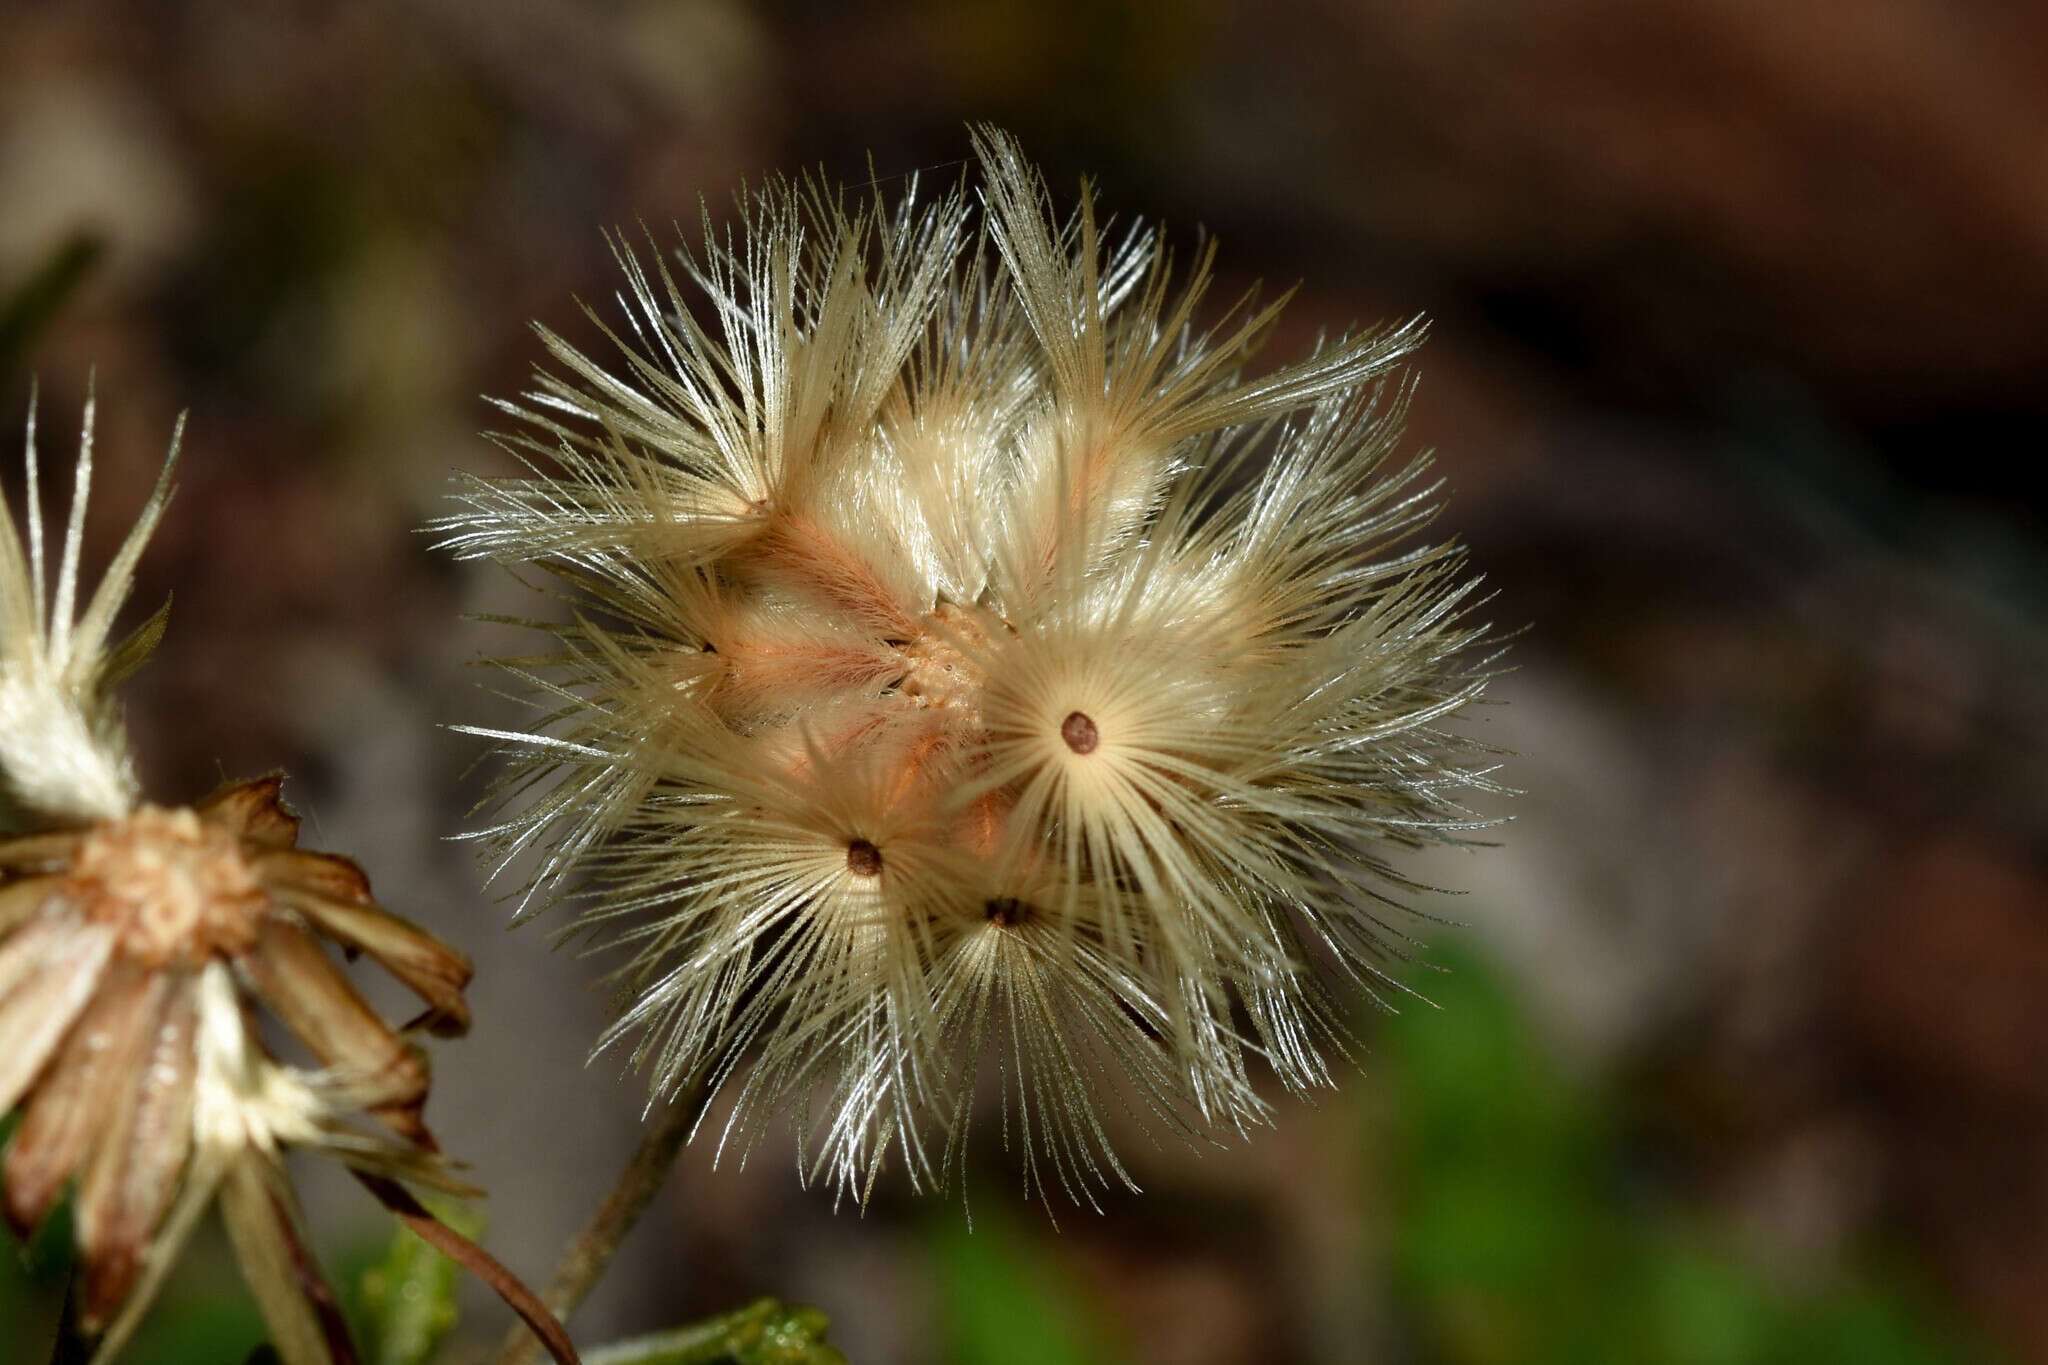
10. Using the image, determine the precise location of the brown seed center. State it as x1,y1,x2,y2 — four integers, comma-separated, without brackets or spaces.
1060,710,1099,754
983,897,1032,928
71,806,267,967
845,838,883,877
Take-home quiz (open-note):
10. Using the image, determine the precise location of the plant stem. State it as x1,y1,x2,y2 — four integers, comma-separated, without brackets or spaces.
581,1298,843,1365
358,1172,577,1365
494,1080,707,1365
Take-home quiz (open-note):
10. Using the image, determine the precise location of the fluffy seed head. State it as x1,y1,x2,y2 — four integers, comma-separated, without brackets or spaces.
443,128,1502,1204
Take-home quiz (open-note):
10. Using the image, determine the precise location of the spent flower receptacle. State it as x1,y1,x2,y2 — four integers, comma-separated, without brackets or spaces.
0,395,508,1365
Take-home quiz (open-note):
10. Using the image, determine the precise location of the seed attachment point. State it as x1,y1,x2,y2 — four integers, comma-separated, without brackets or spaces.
845,838,883,877
983,897,1031,927
1060,711,1099,755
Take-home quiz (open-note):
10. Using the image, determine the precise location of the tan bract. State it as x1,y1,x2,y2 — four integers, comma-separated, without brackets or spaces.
443,129,1501,1204
0,400,476,1364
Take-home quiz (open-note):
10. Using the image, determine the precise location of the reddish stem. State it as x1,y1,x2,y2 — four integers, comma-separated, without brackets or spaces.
352,1172,580,1365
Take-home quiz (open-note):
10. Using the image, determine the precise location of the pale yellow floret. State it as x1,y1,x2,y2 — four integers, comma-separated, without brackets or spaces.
0,386,179,827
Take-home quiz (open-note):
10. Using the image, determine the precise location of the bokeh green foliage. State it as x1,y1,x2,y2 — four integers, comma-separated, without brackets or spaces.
930,1208,1116,1365
0,1150,270,1364
1377,939,1994,1365
4,1193,848,1364
356,1207,474,1365
925,938,1999,1365
0,1174,452,1365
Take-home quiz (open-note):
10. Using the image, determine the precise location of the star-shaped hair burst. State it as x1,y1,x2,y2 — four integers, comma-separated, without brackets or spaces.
0,391,577,1365
441,129,1503,1205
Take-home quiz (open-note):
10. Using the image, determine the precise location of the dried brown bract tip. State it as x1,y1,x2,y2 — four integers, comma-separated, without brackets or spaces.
0,397,497,1365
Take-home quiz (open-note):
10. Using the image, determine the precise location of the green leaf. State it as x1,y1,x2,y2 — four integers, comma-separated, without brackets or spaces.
355,1205,474,1365
1371,938,2002,1365
582,1298,845,1365
930,1206,1116,1365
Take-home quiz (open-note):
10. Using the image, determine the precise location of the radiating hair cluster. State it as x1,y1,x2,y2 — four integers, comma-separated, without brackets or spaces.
443,130,1498,1203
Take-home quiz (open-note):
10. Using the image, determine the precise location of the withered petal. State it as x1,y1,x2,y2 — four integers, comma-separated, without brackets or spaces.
273,888,473,1038
195,775,302,850
218,1151,359,1365
0,873,60,936
237,919,432,1142
0,918,116,1115
3,961,160,1236
257,848,373,905
0,830,88,877
74,978,197,1330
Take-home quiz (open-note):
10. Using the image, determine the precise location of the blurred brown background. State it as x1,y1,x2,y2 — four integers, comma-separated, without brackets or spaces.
4,1,2047,1362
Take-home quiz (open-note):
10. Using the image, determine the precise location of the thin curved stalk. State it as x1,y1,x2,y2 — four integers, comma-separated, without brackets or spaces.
494,1080,707,1365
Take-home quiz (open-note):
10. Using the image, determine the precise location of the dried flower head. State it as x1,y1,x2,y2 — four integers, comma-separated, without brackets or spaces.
1,395,476,1363
443,129,1499,1203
